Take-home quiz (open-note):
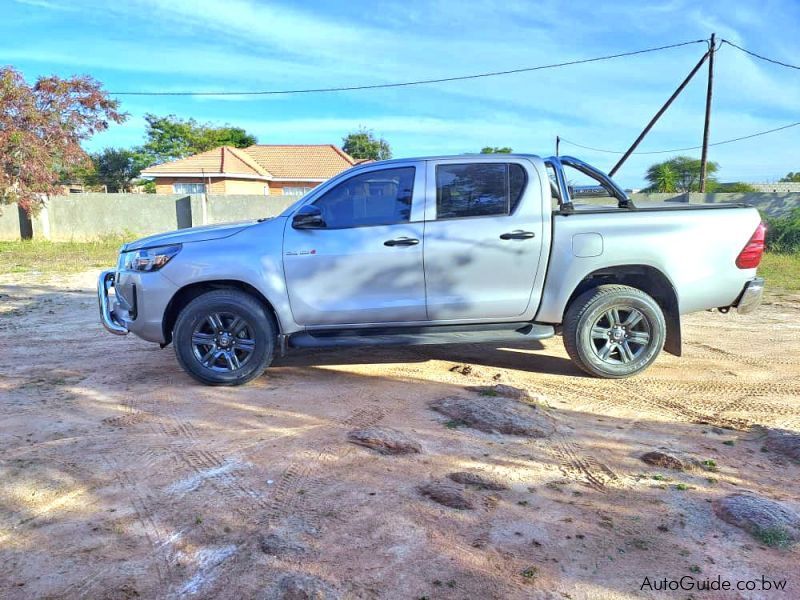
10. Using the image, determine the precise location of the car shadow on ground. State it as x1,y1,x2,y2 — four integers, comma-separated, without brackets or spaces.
272,340,585,377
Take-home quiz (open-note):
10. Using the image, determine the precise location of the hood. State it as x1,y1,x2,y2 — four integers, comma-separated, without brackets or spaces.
123,220,261,252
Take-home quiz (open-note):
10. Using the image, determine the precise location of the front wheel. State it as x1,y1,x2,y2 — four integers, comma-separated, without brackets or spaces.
173,289,275,386
563,284,665,378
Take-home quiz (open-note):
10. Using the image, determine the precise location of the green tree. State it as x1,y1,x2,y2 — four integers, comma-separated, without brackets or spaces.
86,148,148,192
480,146,513,154
779,172,800,183
645,156,718,193
342,127,392,161
0,67,126,213
139,114,257,165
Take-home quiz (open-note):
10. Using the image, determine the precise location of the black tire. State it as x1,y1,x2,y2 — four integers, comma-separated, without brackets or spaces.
563,284,665,379
173,289,275,386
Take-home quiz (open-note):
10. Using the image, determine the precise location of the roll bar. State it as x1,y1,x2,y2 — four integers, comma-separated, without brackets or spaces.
545,155,634,213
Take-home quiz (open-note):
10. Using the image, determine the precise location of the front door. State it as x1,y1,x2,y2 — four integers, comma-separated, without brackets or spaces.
423,159,545,320
283,163,427,326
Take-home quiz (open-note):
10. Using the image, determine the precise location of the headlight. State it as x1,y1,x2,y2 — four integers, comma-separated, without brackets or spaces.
122,244,182,272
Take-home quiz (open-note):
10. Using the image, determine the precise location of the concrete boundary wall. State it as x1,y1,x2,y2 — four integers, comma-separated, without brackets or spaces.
0,204,22,241
1,192,797,242
629,192,799,218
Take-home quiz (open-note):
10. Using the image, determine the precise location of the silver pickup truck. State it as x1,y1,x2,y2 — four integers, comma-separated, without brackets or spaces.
98,154,765,385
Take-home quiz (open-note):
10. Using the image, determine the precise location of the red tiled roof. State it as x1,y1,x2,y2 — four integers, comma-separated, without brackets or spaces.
141,144,355,180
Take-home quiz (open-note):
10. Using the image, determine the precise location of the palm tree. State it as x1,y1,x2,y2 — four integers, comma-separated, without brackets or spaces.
646,163,678,192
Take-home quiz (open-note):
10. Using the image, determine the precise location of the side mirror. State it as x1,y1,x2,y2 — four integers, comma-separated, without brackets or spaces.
292,204,326,229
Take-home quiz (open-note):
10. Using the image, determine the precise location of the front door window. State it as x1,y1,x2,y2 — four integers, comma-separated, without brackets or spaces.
313,167,415,228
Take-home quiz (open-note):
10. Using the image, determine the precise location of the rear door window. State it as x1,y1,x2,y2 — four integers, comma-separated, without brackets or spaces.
436,163,526,219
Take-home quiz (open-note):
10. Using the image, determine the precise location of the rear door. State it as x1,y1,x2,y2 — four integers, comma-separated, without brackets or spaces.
283,162,427,326
423,158,545,320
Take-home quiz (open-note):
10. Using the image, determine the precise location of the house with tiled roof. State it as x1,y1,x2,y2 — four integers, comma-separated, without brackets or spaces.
140,144,356,196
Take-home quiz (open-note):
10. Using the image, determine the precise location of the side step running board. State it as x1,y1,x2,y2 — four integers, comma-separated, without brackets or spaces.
288,322,555,349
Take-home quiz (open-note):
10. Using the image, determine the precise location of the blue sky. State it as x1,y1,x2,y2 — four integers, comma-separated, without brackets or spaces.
4,0,799,187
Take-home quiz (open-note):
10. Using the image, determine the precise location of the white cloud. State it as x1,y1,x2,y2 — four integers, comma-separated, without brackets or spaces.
12,0,799,186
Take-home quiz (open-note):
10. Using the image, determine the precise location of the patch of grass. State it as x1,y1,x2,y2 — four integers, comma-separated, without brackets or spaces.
0,238,130,275
701,459,718,472
521,567,538,580
722,440,735,446
444,419,467,429
674,483,692,491
689,565,702,573
478,389,498,397
753,526,794,549
758,252,800,292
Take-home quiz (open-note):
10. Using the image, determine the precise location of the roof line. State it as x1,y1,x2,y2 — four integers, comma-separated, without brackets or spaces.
329,144,356,164
229,146,272,177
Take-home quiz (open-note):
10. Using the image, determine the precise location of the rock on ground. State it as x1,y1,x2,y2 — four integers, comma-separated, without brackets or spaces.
713,493,800,547
466,384,534,401
270,574,340,600
640,451,684,470
347,427,422,455
430,395,554,437
763,428,800,462
258,532,307,557
448,471,508,491
418,482,475,510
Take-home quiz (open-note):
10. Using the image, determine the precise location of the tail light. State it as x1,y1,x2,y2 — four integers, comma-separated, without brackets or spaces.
735,222,766,269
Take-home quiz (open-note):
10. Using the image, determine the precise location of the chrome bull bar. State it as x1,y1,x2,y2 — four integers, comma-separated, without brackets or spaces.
98,269,129,335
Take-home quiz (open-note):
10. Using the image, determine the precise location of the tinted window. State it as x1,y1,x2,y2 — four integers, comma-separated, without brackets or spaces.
436,163,527,219
509,163,527,213
313,167,415,228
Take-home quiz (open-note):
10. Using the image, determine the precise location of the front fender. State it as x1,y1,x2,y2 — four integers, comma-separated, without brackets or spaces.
158,217,300,334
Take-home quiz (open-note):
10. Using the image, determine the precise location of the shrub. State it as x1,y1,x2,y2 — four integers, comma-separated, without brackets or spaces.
765,207,800,253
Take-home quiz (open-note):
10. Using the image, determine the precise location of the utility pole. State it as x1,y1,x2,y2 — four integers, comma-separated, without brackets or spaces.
699,33,716,192
556,136,560,156
609,49,710,177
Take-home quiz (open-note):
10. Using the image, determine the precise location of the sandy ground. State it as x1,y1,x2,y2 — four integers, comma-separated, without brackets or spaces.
0,270,799,600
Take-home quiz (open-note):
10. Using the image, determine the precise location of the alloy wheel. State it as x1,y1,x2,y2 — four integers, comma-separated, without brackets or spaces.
589,306,652,365
191,312,256,372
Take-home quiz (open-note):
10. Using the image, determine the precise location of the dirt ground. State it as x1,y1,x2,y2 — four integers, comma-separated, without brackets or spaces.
1,270,799,600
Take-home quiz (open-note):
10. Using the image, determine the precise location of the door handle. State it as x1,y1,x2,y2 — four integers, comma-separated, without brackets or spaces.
499,231,535,240
384,237,420,247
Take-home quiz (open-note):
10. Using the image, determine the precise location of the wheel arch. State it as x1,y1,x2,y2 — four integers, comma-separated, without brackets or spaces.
563,265,681,356
161,280,280,346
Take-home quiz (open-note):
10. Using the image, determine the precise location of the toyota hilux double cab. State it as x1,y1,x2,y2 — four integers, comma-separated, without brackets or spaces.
98,154,765,385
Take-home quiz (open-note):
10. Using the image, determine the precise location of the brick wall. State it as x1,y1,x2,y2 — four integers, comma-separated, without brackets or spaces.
154,177,227,194
267,180,322,197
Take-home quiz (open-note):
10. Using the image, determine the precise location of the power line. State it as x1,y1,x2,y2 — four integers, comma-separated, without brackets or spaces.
721,39,800,71
109,39,706,96
558,121,800,156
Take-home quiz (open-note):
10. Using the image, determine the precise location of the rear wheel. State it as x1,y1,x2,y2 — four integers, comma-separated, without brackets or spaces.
563,284,665,378
173,289,275,386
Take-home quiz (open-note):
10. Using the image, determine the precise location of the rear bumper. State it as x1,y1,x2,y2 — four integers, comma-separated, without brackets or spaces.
734,277,765,315
98,270,129,335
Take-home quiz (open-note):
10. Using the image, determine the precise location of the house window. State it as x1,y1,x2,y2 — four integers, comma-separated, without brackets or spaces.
282,186,313,197
173,183,206,194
